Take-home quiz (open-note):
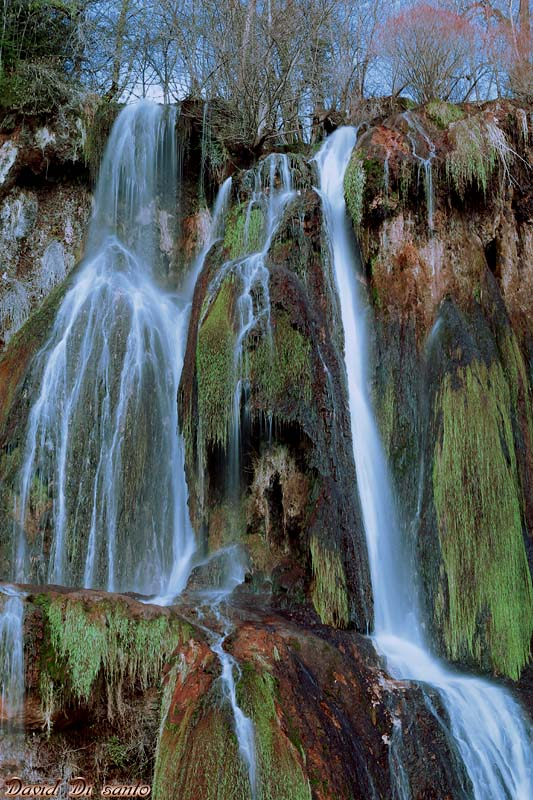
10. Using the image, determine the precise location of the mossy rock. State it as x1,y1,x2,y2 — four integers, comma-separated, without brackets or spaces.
249,313,313,417
444,116,500,197
425,101,465,130
196,277,236,450
344,152,366,229
224,204,264,259
237,666,312,800
153,657,251,800
309,536,350,629
432,358,533,679
36,594,190,714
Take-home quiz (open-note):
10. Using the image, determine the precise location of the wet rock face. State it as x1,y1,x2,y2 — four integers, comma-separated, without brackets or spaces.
0,585,197,787
348,99,533,680
0,113,92,350
155,597,471,800
1,584,470,799
179,159,373,634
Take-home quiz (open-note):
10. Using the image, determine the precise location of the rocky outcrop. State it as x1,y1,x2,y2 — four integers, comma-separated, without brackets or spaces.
344,99,533,680
0,584,195,787
0,109,95,350
1,582,471,800
155,599,472,800
179,157,373,633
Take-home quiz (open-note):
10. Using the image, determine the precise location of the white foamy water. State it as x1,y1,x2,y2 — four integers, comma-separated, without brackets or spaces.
13,103,196,596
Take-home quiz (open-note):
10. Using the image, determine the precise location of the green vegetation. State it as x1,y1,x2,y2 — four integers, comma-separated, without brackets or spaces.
39,595,188,708
153,681,250,800
375,378,395,458
0,0,81,113
196,279,235,449
344,153,366,229
105,735,131,769
237,667,311,800
444,117,508,196
250,314,313,414
224,205,264,259
426,101,465,129
309,535,350,629
500,331,533,441
432,360,533,679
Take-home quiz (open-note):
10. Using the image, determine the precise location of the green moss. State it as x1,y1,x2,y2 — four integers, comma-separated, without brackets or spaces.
42,596,188,705
362,157,385,191
432,360,533,679
224,205,264,259
309,535,350,629
500,332,533,442
375,379,395,458
344,153,366,229
196,280,235,450
237,667,311,800
105,735,130,769
154,684,249,800
250,314,312,414
426,101,465,129
445,118,498,196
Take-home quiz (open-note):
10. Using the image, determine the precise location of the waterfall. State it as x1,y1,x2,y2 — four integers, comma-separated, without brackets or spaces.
1,101,201,723
315,127,533,800
0,586,25,728
403,111,436,231
13,102,196,596
153,175,233,606
230,155,294,486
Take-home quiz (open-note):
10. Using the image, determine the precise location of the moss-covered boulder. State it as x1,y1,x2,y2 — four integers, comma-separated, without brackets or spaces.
0,584,200,786
418,296,533,680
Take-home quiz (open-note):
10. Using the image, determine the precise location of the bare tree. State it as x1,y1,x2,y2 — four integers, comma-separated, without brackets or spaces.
379,2,479,102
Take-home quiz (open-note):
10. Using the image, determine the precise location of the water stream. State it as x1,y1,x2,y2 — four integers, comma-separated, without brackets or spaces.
201,155,295,495
403,111,436,231
0,585,25,728
315,126,533,800
192,546,257,798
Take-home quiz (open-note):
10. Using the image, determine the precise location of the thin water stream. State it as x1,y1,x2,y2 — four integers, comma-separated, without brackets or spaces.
191,546,257,798
315,127,533,800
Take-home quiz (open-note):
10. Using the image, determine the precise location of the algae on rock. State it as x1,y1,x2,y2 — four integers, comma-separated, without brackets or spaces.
309,535,350,629
344,153,366,230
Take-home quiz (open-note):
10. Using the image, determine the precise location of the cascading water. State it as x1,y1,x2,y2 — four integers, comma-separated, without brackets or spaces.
315,127,533,800
0,101,200,724
13,102,196,596
153,175,233,606
0,586,25,728
201,155,295,492
230,155,295,482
